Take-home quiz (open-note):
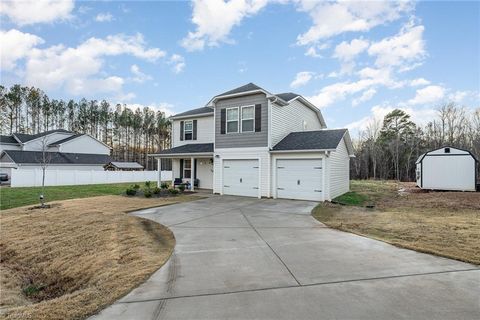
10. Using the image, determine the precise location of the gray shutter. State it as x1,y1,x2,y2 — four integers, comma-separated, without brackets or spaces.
193,120,197,140
255,104,261,132
180,159,184,179
180,121,184,141
220,109,226,134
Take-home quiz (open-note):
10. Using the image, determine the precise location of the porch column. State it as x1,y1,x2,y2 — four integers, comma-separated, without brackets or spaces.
157,158,162,187
191,157,195,191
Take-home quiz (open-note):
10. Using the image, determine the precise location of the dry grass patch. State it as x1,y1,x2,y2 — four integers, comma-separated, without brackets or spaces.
0,194,199,320
313,180,480,265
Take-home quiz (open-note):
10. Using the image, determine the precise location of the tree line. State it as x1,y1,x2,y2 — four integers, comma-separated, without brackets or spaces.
351,103,480,182
0,85,171,170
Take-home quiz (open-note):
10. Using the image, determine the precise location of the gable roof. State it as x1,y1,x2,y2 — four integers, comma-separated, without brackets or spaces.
0,135,19,144
48,134,84,146
217,82,264,96
152,143,214,156
272,129,351,153
275,92,300,102
416,146,478,164
170,106,213,119
13,129,73,143
1,150,111,165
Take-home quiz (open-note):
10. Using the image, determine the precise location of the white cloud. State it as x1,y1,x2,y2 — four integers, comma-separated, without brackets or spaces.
181,0,268,51
0,0,74,26
304,42,330,58
295,0,413,46
130,64,152,83
448,90,474,103
24,33,165,96
95,12,114,22
410,78,430,86
126,102,176,117
352,88,376,106
368,22,426,69
290,71,314,88
408,85,445,105
169,54,186,73
0,29,44,71
307,78,375,108
333,38,369,61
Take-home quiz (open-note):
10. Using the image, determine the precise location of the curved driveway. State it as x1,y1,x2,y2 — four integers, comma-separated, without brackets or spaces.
93,196,479,320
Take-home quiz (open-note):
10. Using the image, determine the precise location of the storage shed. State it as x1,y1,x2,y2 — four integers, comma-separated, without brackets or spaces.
416,146,478,191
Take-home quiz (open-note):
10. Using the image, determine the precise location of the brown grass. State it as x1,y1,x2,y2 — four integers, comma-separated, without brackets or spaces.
0,194,199,320
313,180,480,265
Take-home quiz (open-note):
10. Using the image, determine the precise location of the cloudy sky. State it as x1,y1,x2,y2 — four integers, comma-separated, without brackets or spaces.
1,0,479,133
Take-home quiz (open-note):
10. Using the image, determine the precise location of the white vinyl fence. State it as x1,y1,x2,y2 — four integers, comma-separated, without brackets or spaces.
10,169,172,187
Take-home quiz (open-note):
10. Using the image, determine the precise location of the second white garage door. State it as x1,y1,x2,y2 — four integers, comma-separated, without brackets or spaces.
276,159,323,201
223,159,259,197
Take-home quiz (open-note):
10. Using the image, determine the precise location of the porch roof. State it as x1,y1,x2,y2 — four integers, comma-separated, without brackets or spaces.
151,143,214,157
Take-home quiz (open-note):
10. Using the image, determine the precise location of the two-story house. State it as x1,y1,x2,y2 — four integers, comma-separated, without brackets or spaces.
151,83,354,201
0,129,112,180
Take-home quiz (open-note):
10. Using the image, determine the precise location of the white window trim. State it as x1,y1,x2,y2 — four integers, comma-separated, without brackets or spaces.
240,105,255,133
184,120,193,140
226,107,239,134
183,159,192,179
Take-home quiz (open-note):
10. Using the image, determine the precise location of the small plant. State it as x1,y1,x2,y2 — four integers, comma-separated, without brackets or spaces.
168,188,179,195
126,187,137,196
178,184,185,192
133,184,140,190
145,181,152,188
144,189,153,198
153,187,161,194
23,284,46,297
160,182,169,189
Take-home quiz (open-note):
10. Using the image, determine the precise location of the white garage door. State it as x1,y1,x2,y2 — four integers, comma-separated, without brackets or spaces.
276,159,323,201
223,159,259,197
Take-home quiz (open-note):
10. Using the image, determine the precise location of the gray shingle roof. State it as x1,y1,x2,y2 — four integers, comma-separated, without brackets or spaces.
171,107,213,119
272,129,347,151
0,135,19,144
1,150,112,165
156,143,214,155
108,161,144,169
275,92,300,102
13,129,74,143
48,134,84,146
217,83,264,97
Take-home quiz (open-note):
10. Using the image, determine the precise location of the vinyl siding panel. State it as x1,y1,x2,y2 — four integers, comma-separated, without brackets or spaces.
271,99,323,147
172,116,214,147
214,147,270,197
329,138,350,199
215,93,268,148
59,135,110,155
22,132,73,151
421,155,475,191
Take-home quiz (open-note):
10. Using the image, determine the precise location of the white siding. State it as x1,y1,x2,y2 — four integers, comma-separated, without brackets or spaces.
0,144,21,153
19,164,105,171
59,135,110,155
197,159,213,189
22,132,73,151
172,116,214,147
214,147,270,197
270,99,323,147
328,138,350,200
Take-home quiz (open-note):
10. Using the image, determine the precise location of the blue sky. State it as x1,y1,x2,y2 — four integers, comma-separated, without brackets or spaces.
1,0,479,133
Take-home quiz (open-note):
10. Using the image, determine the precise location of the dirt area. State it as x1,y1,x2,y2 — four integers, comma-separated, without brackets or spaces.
0,194,200,320
313,180,480,265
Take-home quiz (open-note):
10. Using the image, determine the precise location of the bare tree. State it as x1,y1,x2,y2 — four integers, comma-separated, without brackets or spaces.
35,136,56,207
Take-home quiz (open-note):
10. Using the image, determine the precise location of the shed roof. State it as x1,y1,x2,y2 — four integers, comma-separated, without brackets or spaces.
154,143,214,155
108,161,144,169
272,129,348,152
1,150,111,165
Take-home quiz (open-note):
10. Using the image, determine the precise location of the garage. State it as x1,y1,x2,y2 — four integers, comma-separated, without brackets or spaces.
223,159,259,197
276,159,323,201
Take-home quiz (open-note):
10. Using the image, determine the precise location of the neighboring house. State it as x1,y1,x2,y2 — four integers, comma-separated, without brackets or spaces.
105,161,144,171
151,83,354,201
416,146,478,192
0,129,112,180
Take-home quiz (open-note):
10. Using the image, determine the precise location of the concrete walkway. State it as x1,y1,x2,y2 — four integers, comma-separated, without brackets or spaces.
92,196,480,320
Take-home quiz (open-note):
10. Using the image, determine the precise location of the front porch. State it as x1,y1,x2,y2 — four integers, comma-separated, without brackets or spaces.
150,143,214,192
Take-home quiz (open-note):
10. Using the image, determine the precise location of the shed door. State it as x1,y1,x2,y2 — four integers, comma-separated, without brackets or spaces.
223,159,259,197
276,159,323,201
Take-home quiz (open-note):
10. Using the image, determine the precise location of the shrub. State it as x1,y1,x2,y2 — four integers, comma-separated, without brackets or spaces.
145,181,152,188
153,187,161,194
126,187,137,196
160,182,169,189
132,184,140,190
178,184,186,192
168,188,179,195
144,189,153,198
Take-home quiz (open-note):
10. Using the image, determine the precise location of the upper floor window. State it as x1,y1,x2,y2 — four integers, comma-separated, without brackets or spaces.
241,106,254,132
226,108,239,133
184,120,193,140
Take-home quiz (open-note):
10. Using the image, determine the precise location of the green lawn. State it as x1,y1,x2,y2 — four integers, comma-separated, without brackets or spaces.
0,183,150,210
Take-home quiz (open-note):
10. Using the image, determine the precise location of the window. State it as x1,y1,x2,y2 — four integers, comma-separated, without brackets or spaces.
241,106,254,132
183,159,191,178
444,147,450,153
184,120,193,140
226,107,239,133
303,120,308,130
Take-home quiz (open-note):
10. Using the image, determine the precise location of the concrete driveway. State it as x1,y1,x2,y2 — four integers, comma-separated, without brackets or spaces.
92,196,479,320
